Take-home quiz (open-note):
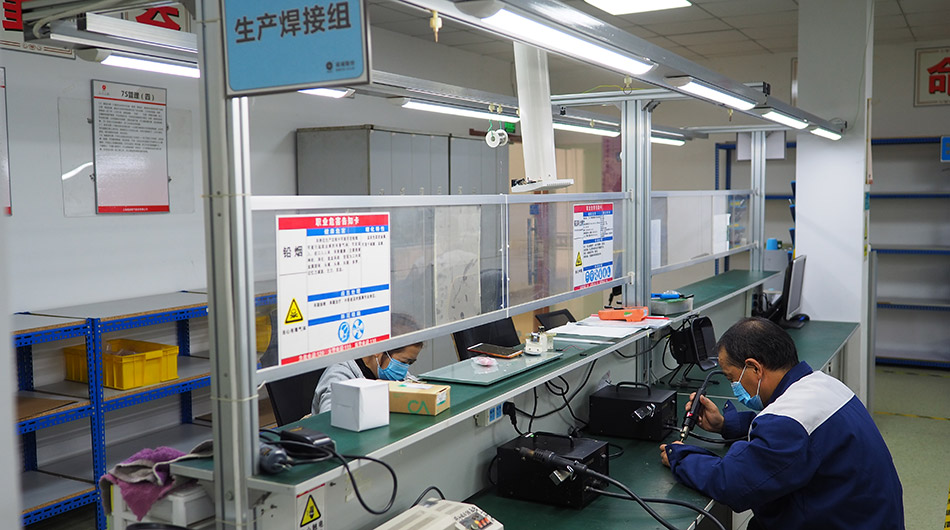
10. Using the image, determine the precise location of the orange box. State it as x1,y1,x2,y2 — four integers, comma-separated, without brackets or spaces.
598,307,649,322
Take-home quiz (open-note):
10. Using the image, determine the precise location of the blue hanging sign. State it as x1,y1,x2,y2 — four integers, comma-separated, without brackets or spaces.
941,136,950,163
222,0,370,96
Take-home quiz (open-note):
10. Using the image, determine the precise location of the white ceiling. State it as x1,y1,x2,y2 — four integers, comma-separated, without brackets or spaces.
368,0,950,65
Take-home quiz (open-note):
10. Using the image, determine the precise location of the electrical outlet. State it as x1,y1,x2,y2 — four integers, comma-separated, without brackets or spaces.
474,403,505,427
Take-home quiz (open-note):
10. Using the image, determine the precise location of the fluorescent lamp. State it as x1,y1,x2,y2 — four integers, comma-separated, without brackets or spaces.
584,0,691,16
78,48,199,78
102,53,198,78
667,76,756,111
810,127,842,140
650,136,685,146
757,108,808,129
299,87,355,98
397,98,520,123
483,9,655,76
553,122,619,137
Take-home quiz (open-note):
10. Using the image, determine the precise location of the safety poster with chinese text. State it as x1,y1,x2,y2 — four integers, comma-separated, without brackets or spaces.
92,80,169,213
276,213,391,365
573,203,614,291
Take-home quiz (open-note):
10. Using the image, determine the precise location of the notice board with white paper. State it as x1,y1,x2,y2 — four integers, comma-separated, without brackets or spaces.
573,203,614,291
276,213,391,366
92,80,169,213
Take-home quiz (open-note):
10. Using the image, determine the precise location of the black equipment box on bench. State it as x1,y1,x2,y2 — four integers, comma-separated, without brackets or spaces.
588,382,677,441
496,432,608,508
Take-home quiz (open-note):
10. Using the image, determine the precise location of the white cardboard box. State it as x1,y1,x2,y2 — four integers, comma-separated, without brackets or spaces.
330,379,390,431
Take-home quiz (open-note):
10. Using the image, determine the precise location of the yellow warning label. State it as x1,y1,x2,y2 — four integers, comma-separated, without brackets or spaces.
300,494,321,526
285,298,303,324
575,252,583,267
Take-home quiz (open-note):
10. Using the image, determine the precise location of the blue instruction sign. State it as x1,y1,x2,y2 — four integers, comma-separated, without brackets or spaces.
223,0,369,95
941,136,950,163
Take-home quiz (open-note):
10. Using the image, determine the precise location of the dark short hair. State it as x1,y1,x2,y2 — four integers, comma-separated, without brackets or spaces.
390,313,423,353
716,317,798,370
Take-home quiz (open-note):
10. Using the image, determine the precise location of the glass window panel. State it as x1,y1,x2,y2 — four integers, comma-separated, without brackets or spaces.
650,192,752,271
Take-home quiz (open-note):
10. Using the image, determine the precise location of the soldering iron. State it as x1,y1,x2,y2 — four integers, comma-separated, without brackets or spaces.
679,370,722,442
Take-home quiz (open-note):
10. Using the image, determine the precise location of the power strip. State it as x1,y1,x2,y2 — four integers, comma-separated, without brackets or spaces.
474,403,505,427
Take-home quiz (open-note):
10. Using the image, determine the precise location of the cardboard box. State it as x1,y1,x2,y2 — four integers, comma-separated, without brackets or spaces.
330,379,390,432
389,382,450,416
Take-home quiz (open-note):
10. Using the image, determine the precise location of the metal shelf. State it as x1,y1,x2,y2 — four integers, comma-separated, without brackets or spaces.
103,356,211,411
43,423,213,482
872,245,950,255
876,298,950,312
21,470,97,526
17,391,92,434
875,353,950,370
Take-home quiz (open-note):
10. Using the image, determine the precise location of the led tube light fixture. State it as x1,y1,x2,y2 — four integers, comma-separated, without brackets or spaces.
482,9,655,76
666,76,756,111
553,122,619,137
395,98,520,123
584,0,691,16
299,87,356,98
650,136,685,146
809,127,842,140
78,48,199,78
757,107,808,129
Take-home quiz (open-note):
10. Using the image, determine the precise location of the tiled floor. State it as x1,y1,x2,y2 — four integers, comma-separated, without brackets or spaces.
24,366,950,530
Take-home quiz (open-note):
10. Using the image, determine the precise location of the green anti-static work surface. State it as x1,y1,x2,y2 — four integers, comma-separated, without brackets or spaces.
174,334,636,487
467,399,732,529
173,271,780,488
660,320,859,399
671,270,779,316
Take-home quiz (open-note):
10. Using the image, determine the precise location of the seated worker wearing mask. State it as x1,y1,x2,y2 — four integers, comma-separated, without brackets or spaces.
312,313,423,414
660,317,903,530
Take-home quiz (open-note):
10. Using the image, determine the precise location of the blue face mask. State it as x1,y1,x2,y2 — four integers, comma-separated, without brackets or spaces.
377,353,409,381
731,365,764,411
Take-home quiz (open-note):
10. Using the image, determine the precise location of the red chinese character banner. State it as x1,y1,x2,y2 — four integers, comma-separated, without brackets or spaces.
915,47,950,107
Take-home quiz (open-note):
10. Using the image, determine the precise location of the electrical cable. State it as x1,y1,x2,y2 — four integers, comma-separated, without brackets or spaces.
606,442,624,460
588,487,726,530
411,485,446,506
515,360,597,420
615,327,671,359
487,455,499,486
528,387,538,432
329,448,398,515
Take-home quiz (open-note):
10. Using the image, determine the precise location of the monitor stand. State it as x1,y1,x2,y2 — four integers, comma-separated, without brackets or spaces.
777,313,809,329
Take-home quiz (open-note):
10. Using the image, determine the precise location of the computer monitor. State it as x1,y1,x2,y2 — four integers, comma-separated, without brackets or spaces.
769,254,809,329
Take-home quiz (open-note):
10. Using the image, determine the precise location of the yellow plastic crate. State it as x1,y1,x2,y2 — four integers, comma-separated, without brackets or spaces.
64,339,179,390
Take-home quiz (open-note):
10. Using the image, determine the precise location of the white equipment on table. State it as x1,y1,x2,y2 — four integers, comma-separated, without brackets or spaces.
373,498,503,530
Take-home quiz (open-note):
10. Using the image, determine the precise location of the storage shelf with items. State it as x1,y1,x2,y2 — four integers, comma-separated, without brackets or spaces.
13,313,100,527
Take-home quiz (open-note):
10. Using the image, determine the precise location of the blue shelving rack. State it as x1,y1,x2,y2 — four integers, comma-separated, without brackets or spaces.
716,137,948,368
14,313,102,527
13,288,279,529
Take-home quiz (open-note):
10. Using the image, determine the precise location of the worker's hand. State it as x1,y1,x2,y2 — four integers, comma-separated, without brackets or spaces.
659,442,683,468
685,392,724,433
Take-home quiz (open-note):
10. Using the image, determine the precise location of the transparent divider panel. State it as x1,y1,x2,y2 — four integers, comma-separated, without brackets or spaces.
650,192,751,271
507,200,624,307
252,204,505,370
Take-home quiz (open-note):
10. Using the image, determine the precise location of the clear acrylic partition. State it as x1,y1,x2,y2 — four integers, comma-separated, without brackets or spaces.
253,197,624,373
507,200,624,307
650,191,753,273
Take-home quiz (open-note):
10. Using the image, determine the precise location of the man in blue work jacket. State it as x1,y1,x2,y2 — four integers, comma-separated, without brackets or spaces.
660,317,904,530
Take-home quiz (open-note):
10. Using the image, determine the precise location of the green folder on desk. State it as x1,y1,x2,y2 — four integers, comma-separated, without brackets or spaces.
419,351,564,386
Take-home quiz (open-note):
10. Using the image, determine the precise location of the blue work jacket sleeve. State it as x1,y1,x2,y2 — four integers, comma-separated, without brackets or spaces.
666,415,819,513
719,401,756,440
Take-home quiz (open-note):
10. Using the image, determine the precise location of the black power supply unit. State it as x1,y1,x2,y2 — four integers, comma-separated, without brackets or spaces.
496,432,608,508
587,382,677,441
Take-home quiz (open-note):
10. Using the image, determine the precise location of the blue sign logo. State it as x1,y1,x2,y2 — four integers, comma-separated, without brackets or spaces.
223,0,368,94
337,321,350,342
941,136,950,163
352,319,364,340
